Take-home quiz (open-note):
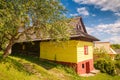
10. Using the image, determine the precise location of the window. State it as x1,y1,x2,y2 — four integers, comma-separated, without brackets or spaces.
82,64,84,68
77,25,82,31
84,45,88,55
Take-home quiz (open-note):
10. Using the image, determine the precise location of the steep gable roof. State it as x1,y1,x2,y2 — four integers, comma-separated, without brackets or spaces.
69,17,99,41
69,17,87,33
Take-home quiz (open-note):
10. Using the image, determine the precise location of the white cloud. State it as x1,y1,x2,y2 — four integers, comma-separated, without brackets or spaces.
77,7,89,16
87,20,120,35
96,22,120,35
86,20,120,43
86,27,94,34
70,7,89,17
115,12,120,16
103,36,120,44
73,0,120,16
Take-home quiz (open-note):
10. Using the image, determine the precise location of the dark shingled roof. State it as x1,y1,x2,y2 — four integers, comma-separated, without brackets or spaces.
16,16,99,42
69,17,99,41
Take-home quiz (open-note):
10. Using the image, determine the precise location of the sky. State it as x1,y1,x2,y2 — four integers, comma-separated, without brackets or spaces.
60,0,120,44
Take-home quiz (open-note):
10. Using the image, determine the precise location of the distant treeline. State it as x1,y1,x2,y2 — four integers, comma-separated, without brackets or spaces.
111,44,120,49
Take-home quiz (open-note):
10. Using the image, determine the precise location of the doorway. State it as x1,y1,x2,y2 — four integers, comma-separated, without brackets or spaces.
86,62,90,73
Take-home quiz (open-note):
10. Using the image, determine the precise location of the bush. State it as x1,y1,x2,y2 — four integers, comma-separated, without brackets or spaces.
94,58,116,75
115,60,120,75
115,54,120,60
94,58,106,73
115,60,120,69
111,44,120,49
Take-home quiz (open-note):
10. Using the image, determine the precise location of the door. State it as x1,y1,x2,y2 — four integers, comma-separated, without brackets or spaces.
86,62,90,73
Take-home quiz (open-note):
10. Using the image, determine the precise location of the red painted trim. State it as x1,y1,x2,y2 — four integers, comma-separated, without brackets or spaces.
77,59,94,74
40,58,94,74
84,45,88,55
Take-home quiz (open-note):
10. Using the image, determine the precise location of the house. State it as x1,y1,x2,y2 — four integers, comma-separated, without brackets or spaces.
12,17,99,74
94,41,117,60
114,49,120,54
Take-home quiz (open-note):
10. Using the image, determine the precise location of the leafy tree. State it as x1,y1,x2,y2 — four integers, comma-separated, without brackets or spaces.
115,54,120,60
0,0,70,58
111,44,120,49
93,48,111,61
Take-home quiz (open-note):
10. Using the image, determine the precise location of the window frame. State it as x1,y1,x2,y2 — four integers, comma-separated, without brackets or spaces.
82,63,84,68
84,45,88,55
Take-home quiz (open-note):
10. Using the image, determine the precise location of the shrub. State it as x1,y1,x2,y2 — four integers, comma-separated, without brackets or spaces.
115,54,120,60
94,58,116,75
111,44,120,49
94,58,106,73
105,62,115,75
114,54,120,75
115,60,120,69
115,60,120,75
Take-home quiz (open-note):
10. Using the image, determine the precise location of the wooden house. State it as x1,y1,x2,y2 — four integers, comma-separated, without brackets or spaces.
114,49,120,54
94,42,117,60
12,17,99,74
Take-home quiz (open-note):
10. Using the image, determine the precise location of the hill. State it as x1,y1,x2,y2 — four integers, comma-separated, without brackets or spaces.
0,52,120,80
0,52,80,80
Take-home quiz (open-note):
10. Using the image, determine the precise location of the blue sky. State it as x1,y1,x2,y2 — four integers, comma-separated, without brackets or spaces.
61,0,120,44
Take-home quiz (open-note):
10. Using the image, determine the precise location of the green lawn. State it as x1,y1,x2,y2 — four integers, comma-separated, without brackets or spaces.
0,52,120,80
81,73,120,80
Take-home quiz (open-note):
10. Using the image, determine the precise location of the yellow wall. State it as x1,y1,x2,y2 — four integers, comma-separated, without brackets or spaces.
77,41,93,62
40,40,78,63
40,40,93,63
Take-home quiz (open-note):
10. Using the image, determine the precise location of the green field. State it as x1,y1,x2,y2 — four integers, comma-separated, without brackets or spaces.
0,52,120,80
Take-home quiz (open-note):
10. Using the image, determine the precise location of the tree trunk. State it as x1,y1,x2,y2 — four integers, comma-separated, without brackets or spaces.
3,38,14,58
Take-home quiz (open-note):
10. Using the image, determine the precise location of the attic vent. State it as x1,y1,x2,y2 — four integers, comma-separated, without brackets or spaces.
77,25,81,30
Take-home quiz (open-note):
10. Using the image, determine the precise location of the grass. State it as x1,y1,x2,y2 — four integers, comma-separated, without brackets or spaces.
81,73,120,80
0,52,75,80
0,52,120,80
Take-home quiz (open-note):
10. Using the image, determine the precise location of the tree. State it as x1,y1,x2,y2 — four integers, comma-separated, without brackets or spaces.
93,48,111,61
111,44,120,49
0,0,70,58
